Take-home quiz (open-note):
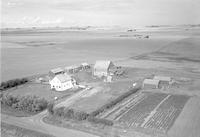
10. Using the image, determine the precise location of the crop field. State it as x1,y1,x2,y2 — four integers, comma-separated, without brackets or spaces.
100,92,190,133
143,94,189,132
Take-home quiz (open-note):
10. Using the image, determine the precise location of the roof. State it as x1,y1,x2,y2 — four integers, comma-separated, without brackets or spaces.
94,60,113,70
143,79,160,85
65,65,81,70
54,74,72,83
154,76,171,82
50,68,64,74
81,62,89,66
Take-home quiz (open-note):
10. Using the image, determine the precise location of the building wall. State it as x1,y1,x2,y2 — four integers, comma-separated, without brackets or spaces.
94,69,108,77
143,83,158,89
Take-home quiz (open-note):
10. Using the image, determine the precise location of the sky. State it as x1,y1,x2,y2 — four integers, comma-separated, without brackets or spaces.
1,0,200,28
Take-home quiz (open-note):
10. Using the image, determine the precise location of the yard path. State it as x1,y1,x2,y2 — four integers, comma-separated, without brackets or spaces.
55,88,90,108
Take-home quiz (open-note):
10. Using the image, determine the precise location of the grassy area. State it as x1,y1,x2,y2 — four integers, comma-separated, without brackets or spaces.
168,97,200,137
69,80,135,113
1,122,55,137
3,83,75,102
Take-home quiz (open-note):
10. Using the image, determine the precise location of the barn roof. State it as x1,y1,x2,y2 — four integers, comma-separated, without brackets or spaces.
154,76,171,82
55,74,72,83
143,79,160,85
50,68,64,74
94,60,113,70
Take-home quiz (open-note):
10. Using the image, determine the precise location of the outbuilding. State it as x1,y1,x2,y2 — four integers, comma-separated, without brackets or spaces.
143,79,160,89
93,60,114,77
49,74,77,91
81,62,90,70
49,68,64,78
65,65,82,73
153,76,171,87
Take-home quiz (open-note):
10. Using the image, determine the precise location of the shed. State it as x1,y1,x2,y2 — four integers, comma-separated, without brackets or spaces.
143,79,160,89
65,65,81,73
93,60,114,77
153,76,171,86
49,68,64,78
49,74,77,91
81,62,90,70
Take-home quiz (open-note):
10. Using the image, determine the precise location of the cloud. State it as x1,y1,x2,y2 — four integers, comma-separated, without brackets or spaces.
1,0,200,28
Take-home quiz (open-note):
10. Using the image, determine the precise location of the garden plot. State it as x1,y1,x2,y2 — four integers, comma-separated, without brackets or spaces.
143,94,189,132
100,92,189,133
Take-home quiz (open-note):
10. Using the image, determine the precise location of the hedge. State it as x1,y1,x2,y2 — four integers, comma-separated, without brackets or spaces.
1,94,48,113
0,78,28,91
51,107,89,121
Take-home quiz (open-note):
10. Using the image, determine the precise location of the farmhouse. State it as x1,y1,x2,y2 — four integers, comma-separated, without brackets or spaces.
93,60,114,77
49,74,77,91
49,68,64,78
143,79,160,89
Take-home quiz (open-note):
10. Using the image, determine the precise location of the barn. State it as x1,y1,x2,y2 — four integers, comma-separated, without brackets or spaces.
49,74,77,91
153,76,171,87
93,60,114,77
143,79,160,89
49,68,64,78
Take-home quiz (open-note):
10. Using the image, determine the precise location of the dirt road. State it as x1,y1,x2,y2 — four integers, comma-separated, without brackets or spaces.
1,88,99,137
1,110,99,137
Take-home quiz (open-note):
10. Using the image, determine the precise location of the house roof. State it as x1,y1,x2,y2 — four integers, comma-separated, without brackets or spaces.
154,76,171,82
94,60,113,70
50,68,64,74
143,79,160,85
55,74,72,83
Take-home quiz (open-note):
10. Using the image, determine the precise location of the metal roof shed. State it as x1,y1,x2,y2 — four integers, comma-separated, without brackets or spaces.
143,79,160,89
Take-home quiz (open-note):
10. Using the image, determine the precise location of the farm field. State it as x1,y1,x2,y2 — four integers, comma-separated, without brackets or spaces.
1,28,193,81
168,97,200,137
100,92,190,134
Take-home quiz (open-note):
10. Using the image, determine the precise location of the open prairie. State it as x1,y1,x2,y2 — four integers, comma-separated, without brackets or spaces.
2,27,198,81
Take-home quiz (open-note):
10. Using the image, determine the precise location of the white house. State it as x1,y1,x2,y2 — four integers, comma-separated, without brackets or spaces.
49,74,77,91
93,60,114,77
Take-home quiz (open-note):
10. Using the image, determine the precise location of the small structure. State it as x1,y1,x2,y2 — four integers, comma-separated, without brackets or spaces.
81,62,90,70
93,60,114,77
106,75,112,82
49,68,64,78
143,79,160,89
65,65,81,73
49,74,77,91
153,76,171,86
